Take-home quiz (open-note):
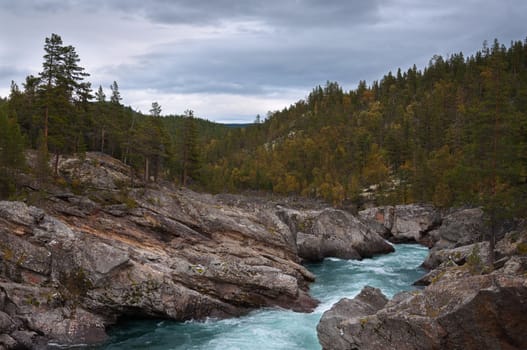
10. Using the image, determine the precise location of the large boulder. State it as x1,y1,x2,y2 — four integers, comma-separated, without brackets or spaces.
317,286,388,350
277,207,394,261
421,241,490,270
427,208,488,249
57,152,135,190
317,274,527,350
359,204,441,245
419,210,522,281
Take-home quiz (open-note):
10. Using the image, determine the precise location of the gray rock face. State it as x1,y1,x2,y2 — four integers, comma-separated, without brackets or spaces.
278,207,394,261
0,333,17,350
0,195,318,347
421,241,490,270
317,286,388,350
58,152,135,190
0,152,397,347
359,204,441,245
499,256,527,275
428,208,488,249
0,311,14,334
317,274,527,350
418,213,524,279
319,223,527,350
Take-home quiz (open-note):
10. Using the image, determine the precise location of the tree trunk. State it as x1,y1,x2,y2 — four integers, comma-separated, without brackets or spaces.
489,209,497,269
130,166,134,187
54,153,60,176
44,105,49,151
100,128,105,153
144,157,149,183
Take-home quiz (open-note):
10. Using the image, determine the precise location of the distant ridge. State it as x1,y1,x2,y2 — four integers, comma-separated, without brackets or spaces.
223,123,253,128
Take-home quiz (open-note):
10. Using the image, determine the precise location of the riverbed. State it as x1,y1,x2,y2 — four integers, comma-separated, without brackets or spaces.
101,244,428,350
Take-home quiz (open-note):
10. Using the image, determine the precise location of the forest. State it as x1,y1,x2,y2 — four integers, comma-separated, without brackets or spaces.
1,34,526,219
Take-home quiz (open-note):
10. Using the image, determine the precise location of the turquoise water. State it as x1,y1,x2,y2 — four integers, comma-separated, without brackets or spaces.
101,244,428,350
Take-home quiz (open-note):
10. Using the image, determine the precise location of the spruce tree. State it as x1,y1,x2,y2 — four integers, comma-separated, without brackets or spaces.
95,85,106,103
150,102,162,117
110,81,122,104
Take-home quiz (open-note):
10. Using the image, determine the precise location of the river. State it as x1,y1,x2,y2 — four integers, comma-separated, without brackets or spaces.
100,244,428,350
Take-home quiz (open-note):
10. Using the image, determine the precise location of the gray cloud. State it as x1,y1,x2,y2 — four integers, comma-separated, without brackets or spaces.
0,0,381,27
1,0,526,121
0,65,28,87
105,0,382,27
109,34,365,94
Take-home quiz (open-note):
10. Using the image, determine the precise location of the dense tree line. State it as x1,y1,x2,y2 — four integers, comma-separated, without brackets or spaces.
201,39,527,218
0,33,228,199
1,34,526,223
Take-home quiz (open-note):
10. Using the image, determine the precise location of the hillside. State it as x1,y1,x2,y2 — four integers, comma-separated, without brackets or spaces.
200,39,527,216
1,36,526,221
0,152,398,347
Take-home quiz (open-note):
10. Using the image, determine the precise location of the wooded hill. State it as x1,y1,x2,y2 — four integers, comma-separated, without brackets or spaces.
1,35,526,218
200,39,527,217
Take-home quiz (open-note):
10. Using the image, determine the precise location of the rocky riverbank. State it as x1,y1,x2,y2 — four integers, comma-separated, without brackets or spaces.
318,206,527,350
0,152,393,349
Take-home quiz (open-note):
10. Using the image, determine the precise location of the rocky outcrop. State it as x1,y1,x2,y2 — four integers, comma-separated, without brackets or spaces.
359,204,441,245
420,241,491,270
317,286,388,349
277,207,394,261
318,218,527,350
418,213,525,279
414,208,490,280
57,152,136,190
318,274,527,350
0,195,311,347
0,152,394,348
427,208,488,249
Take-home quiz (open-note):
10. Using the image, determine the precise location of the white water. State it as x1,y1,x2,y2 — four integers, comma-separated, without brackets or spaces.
102,244,428,350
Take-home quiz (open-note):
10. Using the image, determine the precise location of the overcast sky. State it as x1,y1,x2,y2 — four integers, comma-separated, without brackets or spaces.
0,0,526,123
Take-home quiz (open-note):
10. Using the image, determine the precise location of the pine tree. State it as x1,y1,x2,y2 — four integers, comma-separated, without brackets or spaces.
39,33,64,147
150,101,162,117
110,81,122,104
16,75,41,146
95,85,106,102
37,33,91,174
137,116,169,182
94,85,107,152
35,131,50,186
61,44,91,102
180,110,200,186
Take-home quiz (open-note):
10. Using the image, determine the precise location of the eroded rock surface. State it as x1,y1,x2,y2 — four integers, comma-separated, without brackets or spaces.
427,208,488,249
318,220,527,350
317,286,388,350
0,152,393,348
278,207,394,261
318,274,527,350
359,204,441,245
